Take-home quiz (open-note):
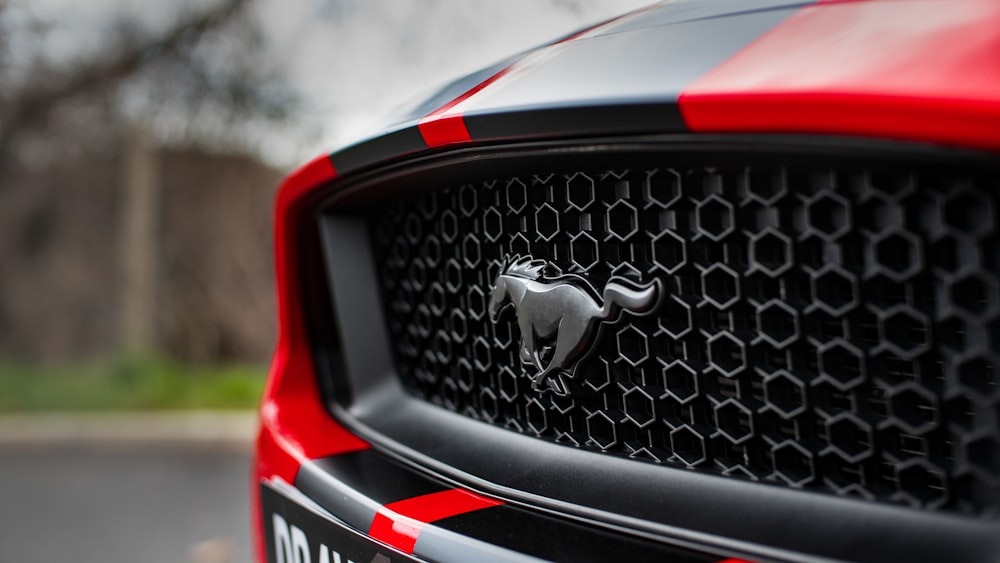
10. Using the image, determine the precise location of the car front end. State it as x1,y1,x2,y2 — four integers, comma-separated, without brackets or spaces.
253,1,1000,561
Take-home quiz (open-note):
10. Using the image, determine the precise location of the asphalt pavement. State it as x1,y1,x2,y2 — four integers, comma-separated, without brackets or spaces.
0,413,257,563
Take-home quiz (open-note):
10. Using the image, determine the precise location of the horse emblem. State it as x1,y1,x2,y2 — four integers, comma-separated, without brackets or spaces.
488,255,663,395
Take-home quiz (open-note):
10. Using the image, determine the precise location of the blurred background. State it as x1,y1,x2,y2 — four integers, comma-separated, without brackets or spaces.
0,0,648,561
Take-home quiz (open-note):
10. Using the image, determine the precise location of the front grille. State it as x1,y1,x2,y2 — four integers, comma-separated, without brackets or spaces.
368,153,1000,516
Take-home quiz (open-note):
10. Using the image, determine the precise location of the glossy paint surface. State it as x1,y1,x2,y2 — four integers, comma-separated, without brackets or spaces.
252,155,369,562
680,0,1000,151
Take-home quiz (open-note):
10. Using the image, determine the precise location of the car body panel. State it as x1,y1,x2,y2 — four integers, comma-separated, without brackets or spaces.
679,0,1000,151
254,0,1000,561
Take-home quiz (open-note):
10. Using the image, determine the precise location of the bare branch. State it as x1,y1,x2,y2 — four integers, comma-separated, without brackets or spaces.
0,0,248,168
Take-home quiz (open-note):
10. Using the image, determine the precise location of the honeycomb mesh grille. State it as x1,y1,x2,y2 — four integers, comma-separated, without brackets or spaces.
368,157,1000,516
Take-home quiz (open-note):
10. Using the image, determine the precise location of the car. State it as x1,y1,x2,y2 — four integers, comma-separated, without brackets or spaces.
252,1,1000,561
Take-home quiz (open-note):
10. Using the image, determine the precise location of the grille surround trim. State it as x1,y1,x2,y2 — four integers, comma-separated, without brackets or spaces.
371,144,1000,516
310,135,1000,563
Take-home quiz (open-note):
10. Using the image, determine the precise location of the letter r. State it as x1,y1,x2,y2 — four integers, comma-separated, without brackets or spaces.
291,525,311,563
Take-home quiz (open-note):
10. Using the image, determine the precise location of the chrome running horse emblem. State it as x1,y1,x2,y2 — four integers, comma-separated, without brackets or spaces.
488,255,663,395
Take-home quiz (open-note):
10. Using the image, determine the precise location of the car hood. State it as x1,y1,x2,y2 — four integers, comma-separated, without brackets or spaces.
326,0,1000,175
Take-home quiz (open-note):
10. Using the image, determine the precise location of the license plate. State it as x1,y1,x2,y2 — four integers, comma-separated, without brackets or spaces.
261,481,421,563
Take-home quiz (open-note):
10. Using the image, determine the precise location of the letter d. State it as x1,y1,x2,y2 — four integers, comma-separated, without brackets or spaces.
272,514,292,563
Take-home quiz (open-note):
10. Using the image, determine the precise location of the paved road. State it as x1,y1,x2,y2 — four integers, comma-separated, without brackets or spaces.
0,444,253,563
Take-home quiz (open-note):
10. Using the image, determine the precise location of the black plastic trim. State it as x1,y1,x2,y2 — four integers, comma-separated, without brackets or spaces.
307,450,446,505
412,525,547,563
330,127,428,177
292,447,725,563
432,500,718,563
464,102,685,143
261,481,422,563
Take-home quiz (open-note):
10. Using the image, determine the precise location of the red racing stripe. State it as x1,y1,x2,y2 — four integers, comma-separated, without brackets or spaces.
368,489,504,554
679,0,1000,152
418,68,511,147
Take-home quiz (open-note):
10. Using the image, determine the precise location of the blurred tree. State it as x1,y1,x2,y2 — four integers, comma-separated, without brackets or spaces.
0,0,298,170
0,0,295,363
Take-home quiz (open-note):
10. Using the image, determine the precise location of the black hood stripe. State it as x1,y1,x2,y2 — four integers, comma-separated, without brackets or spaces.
329,1,812,175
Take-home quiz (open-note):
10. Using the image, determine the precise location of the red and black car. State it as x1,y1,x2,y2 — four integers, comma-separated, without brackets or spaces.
253,1,1000,561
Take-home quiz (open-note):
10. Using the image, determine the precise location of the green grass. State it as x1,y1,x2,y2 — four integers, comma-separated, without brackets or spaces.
0,356,267,412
